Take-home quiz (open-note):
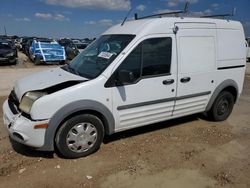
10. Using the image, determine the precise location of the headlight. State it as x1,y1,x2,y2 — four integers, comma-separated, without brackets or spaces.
19,91,47,114
35,50,42,55
6,52,14,57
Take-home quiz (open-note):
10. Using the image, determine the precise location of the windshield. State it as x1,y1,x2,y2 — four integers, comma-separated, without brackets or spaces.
0,42,11,49
63,35,135,79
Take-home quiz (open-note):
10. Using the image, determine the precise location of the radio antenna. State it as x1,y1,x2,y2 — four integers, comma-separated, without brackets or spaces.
121,8,132,26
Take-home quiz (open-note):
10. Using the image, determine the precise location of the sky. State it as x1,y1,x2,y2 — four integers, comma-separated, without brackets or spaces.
0,0,250,39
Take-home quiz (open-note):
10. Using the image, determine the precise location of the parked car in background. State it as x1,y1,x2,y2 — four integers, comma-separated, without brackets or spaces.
0,40,17,64
14,38,22,50
75,42,87,53
21,37,33,53
72,39,82,45
24,39,33,57
246,38,250,62
80,38,94,45
28,38,54,60
58,39,79,60
5,39,18,58
29,39,66,64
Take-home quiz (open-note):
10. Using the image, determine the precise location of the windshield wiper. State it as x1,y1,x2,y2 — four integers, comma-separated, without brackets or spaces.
63,64,80,75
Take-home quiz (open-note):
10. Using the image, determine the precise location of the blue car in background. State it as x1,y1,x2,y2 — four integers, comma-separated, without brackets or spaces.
29,39,66,64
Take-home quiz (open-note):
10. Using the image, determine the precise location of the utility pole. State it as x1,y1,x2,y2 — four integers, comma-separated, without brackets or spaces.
4,25,7,36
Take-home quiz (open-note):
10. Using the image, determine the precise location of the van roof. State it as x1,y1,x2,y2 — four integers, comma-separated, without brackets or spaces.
103,17,243,36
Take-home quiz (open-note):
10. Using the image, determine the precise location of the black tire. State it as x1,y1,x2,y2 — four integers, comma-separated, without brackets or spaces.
55,114,104,159
9,59,17,65
12,59,17,65
59,60,66,65
208,91,234,121
34,56,41,65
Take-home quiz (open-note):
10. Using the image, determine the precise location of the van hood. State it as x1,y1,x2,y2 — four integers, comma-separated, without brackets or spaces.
14,67,87,100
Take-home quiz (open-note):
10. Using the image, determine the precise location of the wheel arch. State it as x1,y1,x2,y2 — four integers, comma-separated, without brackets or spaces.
41,100,115,151
206,79,238,112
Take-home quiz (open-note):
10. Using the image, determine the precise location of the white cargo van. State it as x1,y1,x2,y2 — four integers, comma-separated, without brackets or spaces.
3,17,246,158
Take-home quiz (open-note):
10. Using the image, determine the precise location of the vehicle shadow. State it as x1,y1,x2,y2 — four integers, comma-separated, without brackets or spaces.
0,63,17,67
9,138,54,158
103,114,200,144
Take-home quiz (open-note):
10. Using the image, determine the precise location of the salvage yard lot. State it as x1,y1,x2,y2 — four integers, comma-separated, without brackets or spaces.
0,55,250,188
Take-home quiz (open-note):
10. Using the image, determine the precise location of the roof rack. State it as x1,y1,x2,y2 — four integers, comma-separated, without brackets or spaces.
201,8,236,19
134,2,189,20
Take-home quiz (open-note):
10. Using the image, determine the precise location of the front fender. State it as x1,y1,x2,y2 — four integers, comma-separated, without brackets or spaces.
40,100,115,151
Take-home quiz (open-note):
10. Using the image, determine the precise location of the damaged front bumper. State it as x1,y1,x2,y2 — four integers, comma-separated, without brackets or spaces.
2,99,49,148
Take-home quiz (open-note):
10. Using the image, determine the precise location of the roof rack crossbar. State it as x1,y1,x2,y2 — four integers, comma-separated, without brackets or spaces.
201,8,236,18
135,2,189,20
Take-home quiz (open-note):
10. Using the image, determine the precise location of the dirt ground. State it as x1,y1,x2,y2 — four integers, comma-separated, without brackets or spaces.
0,53,250,188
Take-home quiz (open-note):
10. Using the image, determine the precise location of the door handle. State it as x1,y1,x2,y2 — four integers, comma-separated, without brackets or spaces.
180,77,191,83
162,79,174,85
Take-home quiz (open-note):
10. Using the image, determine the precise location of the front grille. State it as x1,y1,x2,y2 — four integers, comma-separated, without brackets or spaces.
8,90,20,114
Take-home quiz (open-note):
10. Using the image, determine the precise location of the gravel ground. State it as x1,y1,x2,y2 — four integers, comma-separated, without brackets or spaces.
0,53,250,188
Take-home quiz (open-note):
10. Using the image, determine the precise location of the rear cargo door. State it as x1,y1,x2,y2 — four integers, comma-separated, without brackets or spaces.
173,23,217,117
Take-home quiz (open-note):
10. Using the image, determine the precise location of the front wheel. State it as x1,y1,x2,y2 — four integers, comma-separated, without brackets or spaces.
59,60,66,65
55,114,104,158
34,56,41,65
208,91,234,121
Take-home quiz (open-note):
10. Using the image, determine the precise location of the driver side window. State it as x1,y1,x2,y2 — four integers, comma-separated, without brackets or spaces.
117,43,142,81
105,37,172,87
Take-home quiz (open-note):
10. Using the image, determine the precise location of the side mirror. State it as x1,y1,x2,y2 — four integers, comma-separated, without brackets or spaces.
117,70,135,85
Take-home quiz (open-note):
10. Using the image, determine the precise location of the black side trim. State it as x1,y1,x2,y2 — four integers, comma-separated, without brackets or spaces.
117,91,211,110
176,91,211,100
217,65,245,70
117,97,175,110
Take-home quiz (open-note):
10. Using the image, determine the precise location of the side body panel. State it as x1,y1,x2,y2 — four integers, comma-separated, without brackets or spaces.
214,27,246,100
173,23,217,117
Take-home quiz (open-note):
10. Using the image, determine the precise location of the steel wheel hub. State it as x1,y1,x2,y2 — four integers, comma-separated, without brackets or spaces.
218,99,229,116
66,122,97,153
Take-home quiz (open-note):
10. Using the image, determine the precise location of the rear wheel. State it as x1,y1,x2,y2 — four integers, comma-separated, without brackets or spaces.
55,114,104,158
208,91,234,121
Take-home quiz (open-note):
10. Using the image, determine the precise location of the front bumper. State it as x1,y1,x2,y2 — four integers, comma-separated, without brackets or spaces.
3,100,49,148
0,56,16,64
